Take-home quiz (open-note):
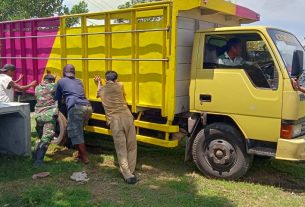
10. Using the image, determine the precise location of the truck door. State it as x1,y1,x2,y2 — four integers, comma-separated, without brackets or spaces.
194,31,283,142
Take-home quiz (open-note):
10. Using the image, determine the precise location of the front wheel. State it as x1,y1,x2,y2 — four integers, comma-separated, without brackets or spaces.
192,123,253,180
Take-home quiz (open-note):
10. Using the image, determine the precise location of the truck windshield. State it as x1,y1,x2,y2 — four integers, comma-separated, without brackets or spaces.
268,29,305,77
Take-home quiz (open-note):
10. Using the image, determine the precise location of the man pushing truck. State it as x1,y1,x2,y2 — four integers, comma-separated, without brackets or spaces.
0,64,36,102
33,73,57,165
95,71,138,184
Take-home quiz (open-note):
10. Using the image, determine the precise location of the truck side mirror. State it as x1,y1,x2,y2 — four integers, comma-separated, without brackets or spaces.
291,50,304,78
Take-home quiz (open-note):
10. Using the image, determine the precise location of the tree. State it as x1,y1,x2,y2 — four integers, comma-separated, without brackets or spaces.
62,1,89,28
22,0,64,19
118,0,159,9
0,0,26,21
0,0,88,24
0,0,64,21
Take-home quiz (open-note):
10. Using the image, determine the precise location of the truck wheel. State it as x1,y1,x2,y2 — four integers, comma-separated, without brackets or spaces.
192,123,252,180
51,112,68,146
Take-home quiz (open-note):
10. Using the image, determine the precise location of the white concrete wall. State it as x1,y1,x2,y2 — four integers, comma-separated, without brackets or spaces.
175,16,215,114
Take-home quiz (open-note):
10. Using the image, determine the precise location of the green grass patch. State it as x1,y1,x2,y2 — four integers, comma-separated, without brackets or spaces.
1,118,305,206
0,185,93,207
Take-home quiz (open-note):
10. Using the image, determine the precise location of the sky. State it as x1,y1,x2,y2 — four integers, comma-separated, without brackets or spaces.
235,0,305,45
64,0,126,11
64,0,305,44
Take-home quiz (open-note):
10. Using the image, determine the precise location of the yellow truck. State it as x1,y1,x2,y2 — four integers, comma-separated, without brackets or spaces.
1,0,305,179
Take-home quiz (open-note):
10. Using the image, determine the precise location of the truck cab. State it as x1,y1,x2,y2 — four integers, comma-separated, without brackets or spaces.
189,26,305,179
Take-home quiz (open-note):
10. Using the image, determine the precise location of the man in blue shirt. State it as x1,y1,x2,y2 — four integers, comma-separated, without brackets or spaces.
56,64,92,164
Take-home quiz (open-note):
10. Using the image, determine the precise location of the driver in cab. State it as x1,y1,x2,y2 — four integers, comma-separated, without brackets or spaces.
218,38,255,67
218,37,271,88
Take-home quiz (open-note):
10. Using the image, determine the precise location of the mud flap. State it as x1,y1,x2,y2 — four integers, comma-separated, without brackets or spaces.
184,117,201,162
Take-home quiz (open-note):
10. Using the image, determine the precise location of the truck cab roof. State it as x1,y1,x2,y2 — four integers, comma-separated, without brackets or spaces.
197,26,290,34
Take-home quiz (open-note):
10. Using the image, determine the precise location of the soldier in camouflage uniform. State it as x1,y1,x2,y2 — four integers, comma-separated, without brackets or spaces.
33,74,57,165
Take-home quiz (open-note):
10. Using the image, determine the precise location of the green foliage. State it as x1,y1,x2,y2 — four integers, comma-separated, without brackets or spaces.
63,1,89,28
247,40,266,52
118,0,159,9
0,0,88,25
0,0,63,21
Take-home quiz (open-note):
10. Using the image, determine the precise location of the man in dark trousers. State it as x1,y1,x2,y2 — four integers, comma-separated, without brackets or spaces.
56,64,92,164
95,71,138,184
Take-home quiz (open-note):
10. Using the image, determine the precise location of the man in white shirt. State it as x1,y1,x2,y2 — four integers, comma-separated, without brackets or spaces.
218,38,245,66
0,64,37,102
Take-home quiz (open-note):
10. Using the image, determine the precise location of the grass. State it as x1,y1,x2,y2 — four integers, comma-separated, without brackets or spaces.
1,117,305,206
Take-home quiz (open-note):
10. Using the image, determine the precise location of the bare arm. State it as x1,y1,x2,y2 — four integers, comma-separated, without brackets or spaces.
298,86,305,93
94,75,102,98
14,74,24,84
9,80,37,91
96,80,102,98
97,79,102,92
292,78,305,93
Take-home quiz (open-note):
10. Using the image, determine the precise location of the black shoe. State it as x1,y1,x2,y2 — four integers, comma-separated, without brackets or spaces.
132,173,140,182
32,142,39,161
33,142,49,166
135,176,140,182
125,176,138,184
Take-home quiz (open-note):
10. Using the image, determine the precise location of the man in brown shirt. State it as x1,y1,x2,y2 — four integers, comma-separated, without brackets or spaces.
95,71,138,184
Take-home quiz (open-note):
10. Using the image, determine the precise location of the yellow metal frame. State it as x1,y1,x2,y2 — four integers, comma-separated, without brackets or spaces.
54,1,179,147
86,113,179,147
51,1,174,115
85,126,178,148
59,18,67,69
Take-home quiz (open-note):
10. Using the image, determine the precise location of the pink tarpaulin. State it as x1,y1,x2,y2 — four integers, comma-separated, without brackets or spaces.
0,17,60,93
236,5,260,21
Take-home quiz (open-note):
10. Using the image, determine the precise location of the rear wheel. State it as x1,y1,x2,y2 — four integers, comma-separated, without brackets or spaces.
51,112,68,146
192,123,252,180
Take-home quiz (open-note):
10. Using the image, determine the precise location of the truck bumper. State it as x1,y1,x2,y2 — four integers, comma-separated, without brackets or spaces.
276,136,305,161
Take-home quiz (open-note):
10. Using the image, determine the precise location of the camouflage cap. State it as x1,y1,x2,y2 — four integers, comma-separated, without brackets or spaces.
44,74,55,80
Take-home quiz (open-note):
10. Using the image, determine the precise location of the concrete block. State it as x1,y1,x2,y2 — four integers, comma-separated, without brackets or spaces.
0,102,31,156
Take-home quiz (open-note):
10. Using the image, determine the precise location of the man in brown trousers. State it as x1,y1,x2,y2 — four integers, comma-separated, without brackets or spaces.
95,71,138,184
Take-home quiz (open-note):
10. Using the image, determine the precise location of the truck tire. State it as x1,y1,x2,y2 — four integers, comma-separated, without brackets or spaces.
192,123,252,180
51,112,68,146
